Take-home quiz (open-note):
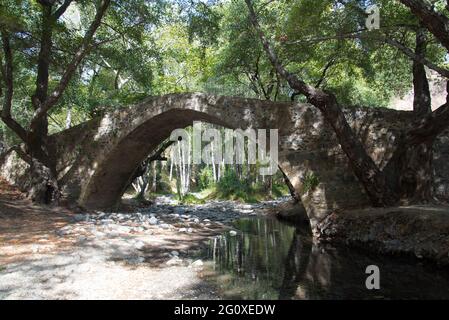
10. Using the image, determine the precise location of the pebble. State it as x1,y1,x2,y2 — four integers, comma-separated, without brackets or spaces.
73,214,86,222
127,256,145,265
191,259,204,267
166,257,183,266
148,217,158,225
134,241,145,250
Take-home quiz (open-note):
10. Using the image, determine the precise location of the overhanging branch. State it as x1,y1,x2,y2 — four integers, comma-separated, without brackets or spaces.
54,0,73,19
285,30,449,79
30,0,111,130
0,31,28,143
400,0,449,52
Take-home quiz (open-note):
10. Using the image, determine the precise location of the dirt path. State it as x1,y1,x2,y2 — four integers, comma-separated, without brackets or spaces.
0,178,224,300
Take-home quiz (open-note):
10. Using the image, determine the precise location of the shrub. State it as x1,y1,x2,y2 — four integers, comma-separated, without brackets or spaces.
302,172,319,194
198,167,215,189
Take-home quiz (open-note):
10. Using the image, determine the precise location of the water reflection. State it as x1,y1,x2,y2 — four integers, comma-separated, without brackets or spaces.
202,217,449,300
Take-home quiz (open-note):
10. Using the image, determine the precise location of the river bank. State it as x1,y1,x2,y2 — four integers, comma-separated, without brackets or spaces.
0,180,287,299
2,177,449,299
315,205,449,266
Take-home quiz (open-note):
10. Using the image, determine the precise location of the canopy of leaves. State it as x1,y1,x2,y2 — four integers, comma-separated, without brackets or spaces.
1,0,448,146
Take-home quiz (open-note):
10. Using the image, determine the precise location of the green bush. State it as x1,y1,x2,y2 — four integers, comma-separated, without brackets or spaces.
198,167,215,189
213,170,259,202
302,172,319,194
180,193,206,204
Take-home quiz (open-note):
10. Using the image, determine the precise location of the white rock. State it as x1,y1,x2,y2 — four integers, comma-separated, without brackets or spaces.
170,250,179,256
229,230,238,236
191,259,204,267
148,217,158,225
166,257,183,266
134,241,145,250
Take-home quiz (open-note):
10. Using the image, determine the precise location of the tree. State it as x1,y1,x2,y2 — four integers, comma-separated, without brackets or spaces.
0,0,169,203
244,0,449,205
0,0,112,202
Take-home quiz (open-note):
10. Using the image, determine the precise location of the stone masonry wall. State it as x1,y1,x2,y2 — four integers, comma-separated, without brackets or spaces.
1,93,448,230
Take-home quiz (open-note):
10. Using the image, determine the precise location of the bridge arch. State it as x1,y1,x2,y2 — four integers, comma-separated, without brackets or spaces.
76,93,293,209
2,93,417,231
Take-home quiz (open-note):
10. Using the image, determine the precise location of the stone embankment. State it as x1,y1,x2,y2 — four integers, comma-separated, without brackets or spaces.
316,205,449,266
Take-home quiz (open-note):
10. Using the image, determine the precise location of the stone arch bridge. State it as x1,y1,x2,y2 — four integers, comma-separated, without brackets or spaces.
2,93,449,230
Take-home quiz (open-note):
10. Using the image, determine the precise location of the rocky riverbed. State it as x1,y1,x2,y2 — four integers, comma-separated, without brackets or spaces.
0,194,290,300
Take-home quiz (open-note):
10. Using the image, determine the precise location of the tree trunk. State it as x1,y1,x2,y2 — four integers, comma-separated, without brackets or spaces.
28,159,60,204
151,161,157,192
279,166,300,202
384,27,435,204
244,0,397,207
407,27,434,202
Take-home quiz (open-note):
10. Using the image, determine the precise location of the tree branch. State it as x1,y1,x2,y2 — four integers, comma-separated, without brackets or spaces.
315,57,336,88
244,0,396,206
0,32,13,117
399,0,449,52
384,36,449,79
148,140,175,162
130,140,175,183
54,0,73,20
285,30,449,79
30,0,111,130
0,31,28,143
407,81,449,143
412,26,432,117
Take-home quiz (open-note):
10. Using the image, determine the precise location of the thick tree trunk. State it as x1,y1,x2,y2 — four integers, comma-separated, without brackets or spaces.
28,159,60,204
31,4,52,139
412,28,432,117
407,27,434,202
385,27,435,204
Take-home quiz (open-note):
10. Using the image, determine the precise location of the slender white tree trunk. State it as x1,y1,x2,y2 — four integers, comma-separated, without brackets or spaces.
65,107,72,129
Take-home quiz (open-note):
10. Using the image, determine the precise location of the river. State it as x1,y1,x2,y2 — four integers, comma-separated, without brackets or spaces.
201,216,449,299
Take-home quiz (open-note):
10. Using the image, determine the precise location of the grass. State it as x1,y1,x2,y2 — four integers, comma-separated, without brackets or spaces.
204,183,289,204
179,193,206,204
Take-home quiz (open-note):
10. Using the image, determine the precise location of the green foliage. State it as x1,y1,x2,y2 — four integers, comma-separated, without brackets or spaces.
272,183,290,198
2,0,448,153
180,193,206,205
212,170,258,203
302,172,319,194
198,167,215,189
